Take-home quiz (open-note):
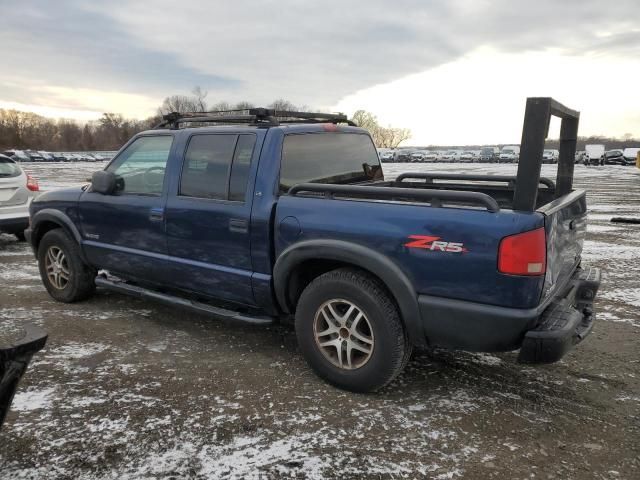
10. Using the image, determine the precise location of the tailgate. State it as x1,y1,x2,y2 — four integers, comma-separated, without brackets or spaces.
538,189,587,302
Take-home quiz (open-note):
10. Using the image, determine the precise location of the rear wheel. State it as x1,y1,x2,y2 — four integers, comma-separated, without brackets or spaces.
295,268,411,393
37,229,96,302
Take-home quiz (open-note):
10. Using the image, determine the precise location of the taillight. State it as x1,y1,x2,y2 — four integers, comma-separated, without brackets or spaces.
498,227,546,276
26,175,39,192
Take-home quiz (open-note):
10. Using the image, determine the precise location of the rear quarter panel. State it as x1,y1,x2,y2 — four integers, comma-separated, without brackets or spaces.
275,196,546,309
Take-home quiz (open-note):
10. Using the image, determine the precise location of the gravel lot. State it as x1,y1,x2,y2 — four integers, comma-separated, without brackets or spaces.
1,162,639,479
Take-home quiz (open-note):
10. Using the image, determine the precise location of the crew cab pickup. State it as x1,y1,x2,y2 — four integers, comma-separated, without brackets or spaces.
27,98,601,392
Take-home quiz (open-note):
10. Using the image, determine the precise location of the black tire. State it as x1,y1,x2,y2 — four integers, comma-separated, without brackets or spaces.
295,268,411,393
37,229,96,302
14,230,26,242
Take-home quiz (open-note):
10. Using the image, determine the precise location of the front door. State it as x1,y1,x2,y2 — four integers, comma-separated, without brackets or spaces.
79,134,174,282
164,133,257,305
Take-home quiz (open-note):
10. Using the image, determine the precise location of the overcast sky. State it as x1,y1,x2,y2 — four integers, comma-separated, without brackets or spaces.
2,0,640,145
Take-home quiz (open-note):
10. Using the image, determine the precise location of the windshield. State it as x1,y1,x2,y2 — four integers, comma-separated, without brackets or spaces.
280,133,382,192
502,149,514,154
0,157,22,177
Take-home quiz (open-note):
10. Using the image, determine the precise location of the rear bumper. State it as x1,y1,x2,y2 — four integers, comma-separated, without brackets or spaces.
0,200,31,232
418,267,601,362
0,215,29,233
518,267,600,363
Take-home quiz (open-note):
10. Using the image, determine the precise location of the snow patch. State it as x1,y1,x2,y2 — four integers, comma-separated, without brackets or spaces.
49,342,108,359
12,387,56,412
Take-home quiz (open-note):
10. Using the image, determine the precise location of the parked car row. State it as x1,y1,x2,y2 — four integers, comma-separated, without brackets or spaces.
380,145,640,165
581,145,639,166
1,149,114,163
379,146,523,164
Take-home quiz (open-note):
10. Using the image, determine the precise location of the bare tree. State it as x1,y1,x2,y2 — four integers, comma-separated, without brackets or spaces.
210,101,232,112
269,99,298,111
192,86,208,112
158,87,209,115
234,101,255,111
351,110,379,132
351,110,412,148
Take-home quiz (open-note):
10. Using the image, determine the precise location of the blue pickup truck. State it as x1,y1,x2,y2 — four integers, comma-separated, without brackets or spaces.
27,98,600,392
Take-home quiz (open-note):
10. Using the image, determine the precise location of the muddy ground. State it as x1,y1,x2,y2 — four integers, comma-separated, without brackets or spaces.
0,163,639,479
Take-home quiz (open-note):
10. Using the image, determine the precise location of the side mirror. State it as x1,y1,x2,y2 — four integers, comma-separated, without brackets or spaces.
91,171,120,195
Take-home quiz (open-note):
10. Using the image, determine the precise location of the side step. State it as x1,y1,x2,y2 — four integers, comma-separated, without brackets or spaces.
95,277,274,325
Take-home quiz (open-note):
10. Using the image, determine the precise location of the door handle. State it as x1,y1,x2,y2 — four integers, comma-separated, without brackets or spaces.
229,218,248,233
149,208,164,222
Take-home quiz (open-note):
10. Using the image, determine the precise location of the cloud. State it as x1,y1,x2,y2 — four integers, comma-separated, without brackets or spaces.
84,0,640,105
1,0,639,131
0,0,238,103
335,48,640,145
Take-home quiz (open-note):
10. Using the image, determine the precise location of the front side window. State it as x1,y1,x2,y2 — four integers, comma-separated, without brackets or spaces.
107,135,173,195
279,133,382,193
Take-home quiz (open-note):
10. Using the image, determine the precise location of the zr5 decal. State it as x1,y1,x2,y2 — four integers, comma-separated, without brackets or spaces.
404,235,468,253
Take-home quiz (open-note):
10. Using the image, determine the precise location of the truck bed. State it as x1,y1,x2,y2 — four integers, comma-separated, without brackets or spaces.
281,172,586,311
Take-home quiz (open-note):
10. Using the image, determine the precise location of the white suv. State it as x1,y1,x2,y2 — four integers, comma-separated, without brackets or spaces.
0,154,39,240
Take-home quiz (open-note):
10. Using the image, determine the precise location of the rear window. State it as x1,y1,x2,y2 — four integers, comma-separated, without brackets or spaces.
0,157,22,177
279,133,382,192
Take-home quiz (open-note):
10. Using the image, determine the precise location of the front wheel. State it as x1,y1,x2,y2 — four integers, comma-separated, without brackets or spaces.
37,229,96,302
295,268,411,393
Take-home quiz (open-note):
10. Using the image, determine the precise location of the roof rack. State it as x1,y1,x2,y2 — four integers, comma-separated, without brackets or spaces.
155,108,356,129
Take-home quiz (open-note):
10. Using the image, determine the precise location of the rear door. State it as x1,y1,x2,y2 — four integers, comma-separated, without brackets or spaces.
164,132,259,305
79,134,174,281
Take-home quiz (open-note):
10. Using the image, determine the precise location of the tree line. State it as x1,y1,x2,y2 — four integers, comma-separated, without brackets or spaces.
2,86,637,152
0,87,414,152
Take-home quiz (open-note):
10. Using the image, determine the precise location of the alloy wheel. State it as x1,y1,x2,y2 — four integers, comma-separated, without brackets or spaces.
313,299,374,370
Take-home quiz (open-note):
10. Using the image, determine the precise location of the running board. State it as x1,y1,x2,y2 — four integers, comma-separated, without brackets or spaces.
95,277,274,325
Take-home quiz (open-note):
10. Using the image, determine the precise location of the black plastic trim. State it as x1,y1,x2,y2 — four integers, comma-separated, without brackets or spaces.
418,294,540,352
273,239,426,347
30,209,85,259
418,266,600,355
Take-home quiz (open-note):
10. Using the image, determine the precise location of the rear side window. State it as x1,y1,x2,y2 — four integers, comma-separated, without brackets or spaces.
180,135,237,199
229,135,256,201
279,133,382,192
180,134,256,201
107,135,173,195
0,157,22,177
